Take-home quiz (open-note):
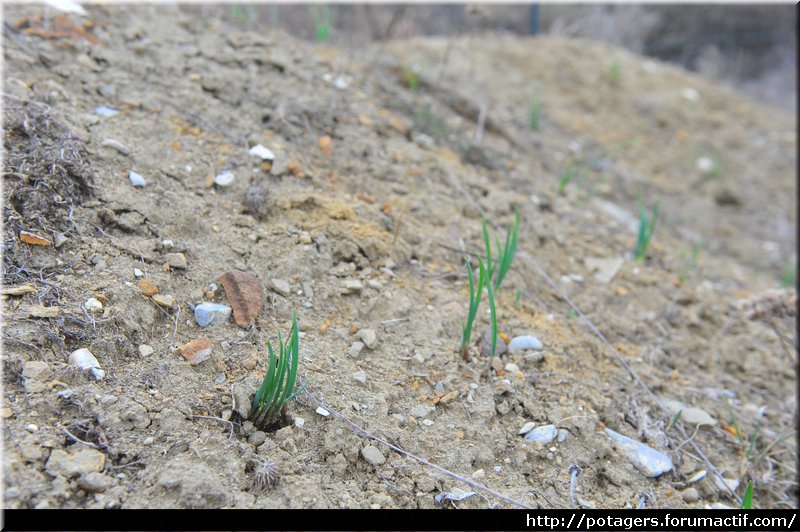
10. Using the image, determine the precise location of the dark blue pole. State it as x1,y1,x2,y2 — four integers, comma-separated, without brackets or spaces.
530,4,539,35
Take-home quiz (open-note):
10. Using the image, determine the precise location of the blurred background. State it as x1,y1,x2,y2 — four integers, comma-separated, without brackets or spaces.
184,4,797,112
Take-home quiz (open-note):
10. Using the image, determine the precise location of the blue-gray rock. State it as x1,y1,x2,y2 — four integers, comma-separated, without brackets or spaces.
194,303,232,327
95,106,119,117
508,335,543,351
524,424,558,444
605,428,673,477
129,171,146,187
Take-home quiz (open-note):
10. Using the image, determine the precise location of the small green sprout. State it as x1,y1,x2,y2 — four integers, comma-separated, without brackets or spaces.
634,200,659,263
558,159,583,196
608,60,621,85
482,210,520,291
669,410,683,428
250,312,305,430
460,257,486,359
311,5,331,43
529,97,542,131
740,480,754,509
402,66,420,92
485,259,497,362
781,260,796,288
514,288,522,309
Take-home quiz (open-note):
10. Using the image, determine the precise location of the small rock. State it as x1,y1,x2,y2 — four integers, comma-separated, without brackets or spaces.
480,330,508,357
681,87,700,102
53,232,68,248
352,370,367,386
25,423,38,433
696,156,716,174
269,278,291,297
95,107,120,118
21,304,60,318
358,328,378,349
68,348,105,380
584,257,624,284
681,487,700,503
128,171,146,187
249,144,275,161
242,357,257,370
518,421,536,435
508,336,543,351
471,469,485,480
152,294,175,309
315,407,330,417
558,429,569,442
524,424,558,444
664,399,717,426
164,253,187,270
360,445,385,466
294,417,305,428
137,279,158,296
340,279,364,294
708,502,733,510
46,447,105,478
214,171,235,187
410,404,434,419
318,135,333,156
219,270,263,328
0,408,12,418
133,268,143,277
686,470,707,484
78,472,115,493
605,428,673,477
176,338,212,366
194,303,232,327
23,361,52,383
349,342,364,358
248,431,267,447
84,298,103,313
504,362,520,373
138,344,154,357
713,476,740,493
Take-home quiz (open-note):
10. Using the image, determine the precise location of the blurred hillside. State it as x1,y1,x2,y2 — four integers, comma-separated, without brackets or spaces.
185,4,797,113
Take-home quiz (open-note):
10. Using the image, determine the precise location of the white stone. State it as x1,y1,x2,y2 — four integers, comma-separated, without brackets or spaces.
128,171,146,187
138,344,154,357
518,421,536,435
315,407,330,417
358,328,378,349
352,370,367,386
248,144,275,161
294,417,305,429
68,348,105,380
133,268,143,277
84,298,103,313
214,171,235,187
508,336,543,351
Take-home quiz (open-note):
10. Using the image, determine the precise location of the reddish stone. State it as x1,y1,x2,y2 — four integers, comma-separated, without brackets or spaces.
218,270,263,328
176,338,212,366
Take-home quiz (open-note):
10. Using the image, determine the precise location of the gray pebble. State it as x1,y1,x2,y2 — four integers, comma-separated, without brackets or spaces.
248,431,267,447
524,424,558,444
349,342,364,358
681,487,700,503
360,445,386,466
410,404,434,419
78,472,115,493
358,329,378,349
605,428,673,477
341,279,364,294
269,279,291,297
194,302,232,327
352,370,367,386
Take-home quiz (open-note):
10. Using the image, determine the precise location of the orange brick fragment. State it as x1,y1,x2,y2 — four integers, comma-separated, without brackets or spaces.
20,230,51,246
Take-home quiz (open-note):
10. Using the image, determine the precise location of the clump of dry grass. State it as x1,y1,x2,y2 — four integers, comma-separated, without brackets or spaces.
737,288,796,321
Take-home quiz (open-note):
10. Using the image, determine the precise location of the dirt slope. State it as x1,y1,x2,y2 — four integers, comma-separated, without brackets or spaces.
2,4,796,510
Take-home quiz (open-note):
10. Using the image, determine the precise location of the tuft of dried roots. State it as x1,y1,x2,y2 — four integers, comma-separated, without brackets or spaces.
252,458,280,491
737,288,797,321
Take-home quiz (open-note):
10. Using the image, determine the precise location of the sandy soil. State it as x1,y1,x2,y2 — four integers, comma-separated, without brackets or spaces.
2,4,796,510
